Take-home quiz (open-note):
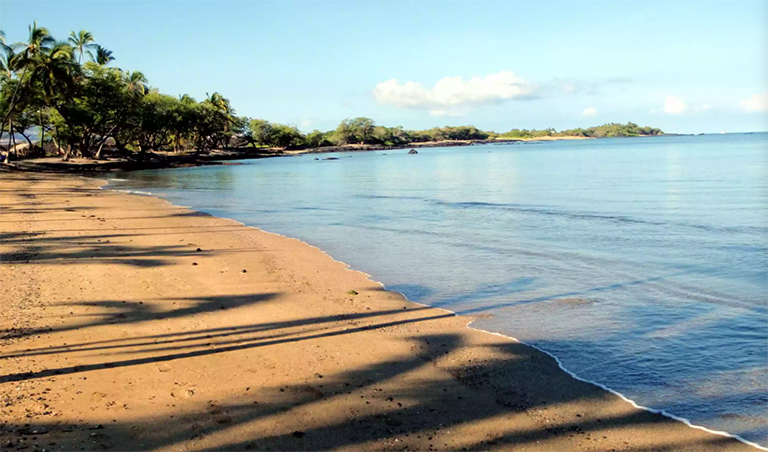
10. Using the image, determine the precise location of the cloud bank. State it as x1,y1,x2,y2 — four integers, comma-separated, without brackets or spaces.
582,107,598,117
373,71,537,116
741,93,768,112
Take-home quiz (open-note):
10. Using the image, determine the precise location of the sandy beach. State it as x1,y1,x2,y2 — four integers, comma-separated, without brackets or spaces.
0,172,755,451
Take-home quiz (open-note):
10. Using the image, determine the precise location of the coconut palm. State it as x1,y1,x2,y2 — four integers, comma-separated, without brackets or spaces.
0,31,7,76
94,45,114,65
27,42,75,103
0,45,16,79
2,22,58,161
5,22,56,85
68,30,96,64
6,21,56,83
16,22,56,61
204,92,233,116
24,42,76,160
179,93,196,104
124,70,148,95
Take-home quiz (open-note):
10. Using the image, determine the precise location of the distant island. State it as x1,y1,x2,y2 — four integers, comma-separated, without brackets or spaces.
0,23,663,165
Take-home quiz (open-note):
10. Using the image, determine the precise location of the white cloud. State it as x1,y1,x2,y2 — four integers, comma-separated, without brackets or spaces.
582,107,598,117
373,71,537,116
740,93,768,112
663,96,689,115
653,98,710,115
427,109,467,117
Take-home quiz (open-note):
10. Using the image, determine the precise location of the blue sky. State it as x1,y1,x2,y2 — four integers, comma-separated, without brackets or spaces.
1,0,767,133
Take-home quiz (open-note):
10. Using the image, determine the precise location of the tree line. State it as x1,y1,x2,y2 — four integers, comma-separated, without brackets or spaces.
500,122,663,139
0,23,663,163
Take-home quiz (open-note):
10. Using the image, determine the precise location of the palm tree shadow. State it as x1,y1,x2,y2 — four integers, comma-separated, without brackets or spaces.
1,292,282,341
0,333,749,451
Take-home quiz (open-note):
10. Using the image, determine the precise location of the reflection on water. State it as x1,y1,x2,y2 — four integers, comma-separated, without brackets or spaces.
109,133,768,445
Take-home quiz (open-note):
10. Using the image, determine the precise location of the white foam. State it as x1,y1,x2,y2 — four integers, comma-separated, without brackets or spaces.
110,189,154,196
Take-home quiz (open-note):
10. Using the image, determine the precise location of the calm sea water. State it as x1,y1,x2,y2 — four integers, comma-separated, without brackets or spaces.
108,133,768,446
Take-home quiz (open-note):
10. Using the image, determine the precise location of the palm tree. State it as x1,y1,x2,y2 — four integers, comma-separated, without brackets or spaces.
4,21,56,94
68,30,96,64
123,70,148,95
94,45,114,65
25,42,76,160
1,22,57,162
0,31,9,78
17,22,56,60
0,42,16,79
27,42,75,103
204,92,233,116
179,93,196,104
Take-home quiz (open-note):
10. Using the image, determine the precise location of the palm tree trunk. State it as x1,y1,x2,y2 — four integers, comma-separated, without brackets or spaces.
95,140,108,159
52,127,69,161
3,118,11,164
95,125,117,159
39,110,45,152
9,118,17,160
19,129,34,152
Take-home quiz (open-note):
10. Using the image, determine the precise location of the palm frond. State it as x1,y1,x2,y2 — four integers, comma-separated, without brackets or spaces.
94,45,115,65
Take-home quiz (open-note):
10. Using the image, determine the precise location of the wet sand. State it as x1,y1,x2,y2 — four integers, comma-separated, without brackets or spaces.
0,172,754,451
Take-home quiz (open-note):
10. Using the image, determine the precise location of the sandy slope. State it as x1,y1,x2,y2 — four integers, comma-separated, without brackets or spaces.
0,173,753,451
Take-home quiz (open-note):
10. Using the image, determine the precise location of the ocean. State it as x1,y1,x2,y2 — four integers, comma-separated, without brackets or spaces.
106,133,768,447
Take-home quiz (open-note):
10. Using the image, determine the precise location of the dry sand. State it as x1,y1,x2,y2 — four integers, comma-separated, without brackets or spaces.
0,172,754,451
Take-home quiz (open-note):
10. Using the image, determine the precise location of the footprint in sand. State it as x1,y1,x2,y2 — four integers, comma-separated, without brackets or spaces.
171,388,196,399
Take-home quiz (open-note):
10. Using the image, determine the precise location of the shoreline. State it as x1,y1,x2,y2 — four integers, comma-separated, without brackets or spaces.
98,178,767,451
0,172,758,451
2,134,644,174
285,136,595,156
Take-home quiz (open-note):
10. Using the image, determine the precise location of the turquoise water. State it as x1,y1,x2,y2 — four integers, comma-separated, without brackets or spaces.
108,133,768,446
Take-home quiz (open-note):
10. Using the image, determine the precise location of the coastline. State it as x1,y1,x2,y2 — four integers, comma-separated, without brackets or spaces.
1,135,600,174
0,172,758,451
286,136,595,156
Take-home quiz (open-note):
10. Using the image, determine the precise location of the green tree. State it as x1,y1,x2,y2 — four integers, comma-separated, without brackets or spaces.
305,129,332,148
248,119,275,147
333,117,375,144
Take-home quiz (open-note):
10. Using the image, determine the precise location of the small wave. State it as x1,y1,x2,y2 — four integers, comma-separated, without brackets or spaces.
357,196,762,234
356,194,426,201
109,189,155,196
430,200,767,235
